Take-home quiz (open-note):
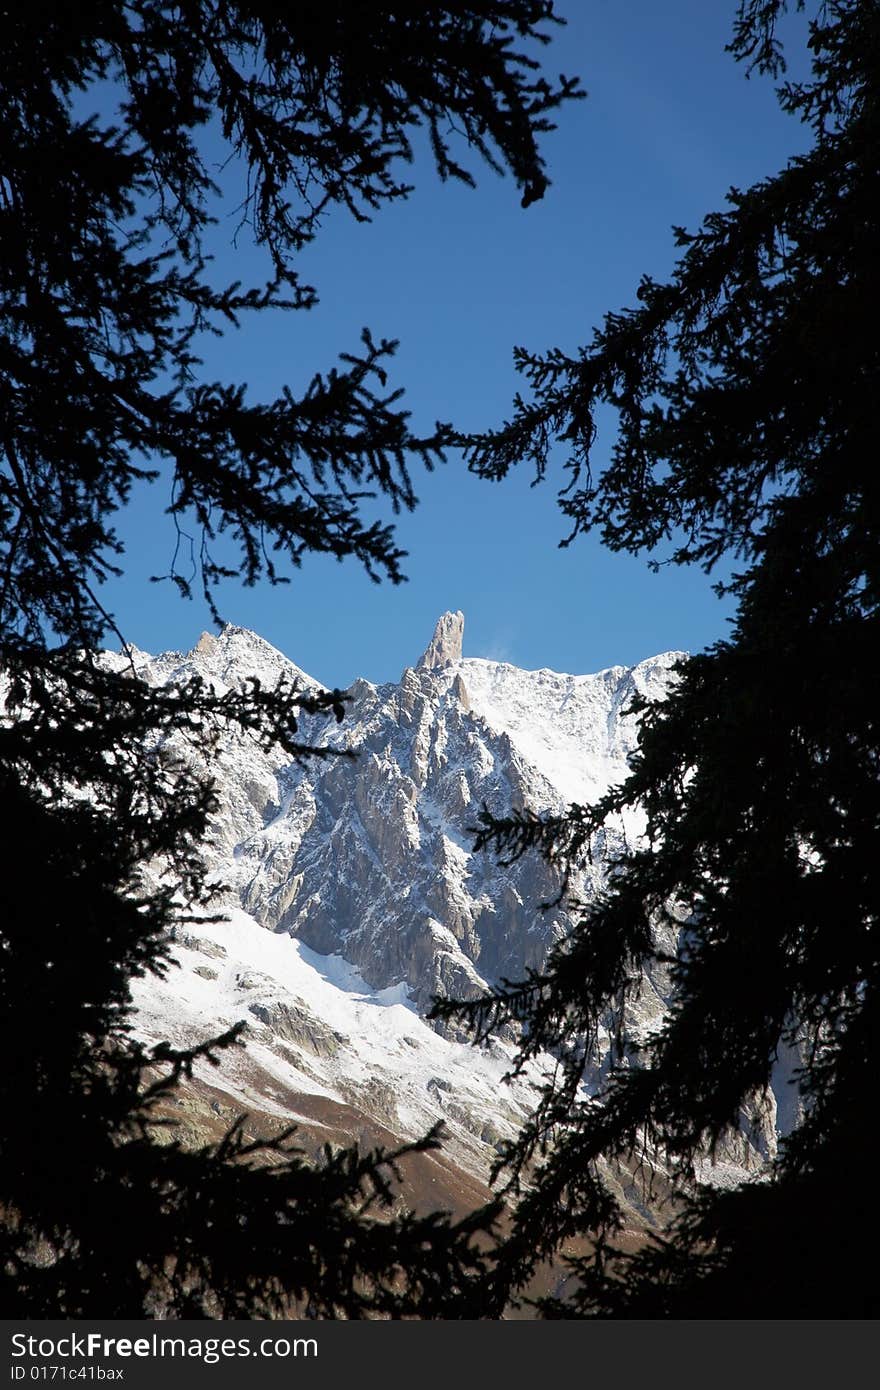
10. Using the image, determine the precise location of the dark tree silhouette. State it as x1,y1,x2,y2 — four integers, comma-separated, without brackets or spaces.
436,0,879,1317
0,1,581,1316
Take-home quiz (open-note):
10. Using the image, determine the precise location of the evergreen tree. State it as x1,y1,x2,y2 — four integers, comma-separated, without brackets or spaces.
0,1,580,1316
440,0,879,1316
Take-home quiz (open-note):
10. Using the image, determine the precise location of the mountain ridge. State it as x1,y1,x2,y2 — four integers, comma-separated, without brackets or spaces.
117,615,780,1203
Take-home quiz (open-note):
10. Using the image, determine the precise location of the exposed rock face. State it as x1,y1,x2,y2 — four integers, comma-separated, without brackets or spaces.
247,1000,346,1058
416,610,464,670
192,631,218,660
451,673,470,712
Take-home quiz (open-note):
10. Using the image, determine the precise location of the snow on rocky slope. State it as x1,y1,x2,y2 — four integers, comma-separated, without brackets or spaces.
121,615,695,1184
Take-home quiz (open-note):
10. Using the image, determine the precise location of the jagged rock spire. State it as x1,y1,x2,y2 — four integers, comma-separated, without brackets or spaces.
416,611,464,670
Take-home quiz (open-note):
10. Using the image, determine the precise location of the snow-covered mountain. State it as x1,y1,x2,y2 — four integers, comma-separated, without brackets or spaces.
117,615,765,1207
122,615,681,1001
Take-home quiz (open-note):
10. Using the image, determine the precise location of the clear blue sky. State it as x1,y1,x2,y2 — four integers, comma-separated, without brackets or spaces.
102,1,810,688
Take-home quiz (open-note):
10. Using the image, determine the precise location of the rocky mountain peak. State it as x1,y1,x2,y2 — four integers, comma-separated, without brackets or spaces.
416,611,464,671
123,624,782,1193
192,631,217,659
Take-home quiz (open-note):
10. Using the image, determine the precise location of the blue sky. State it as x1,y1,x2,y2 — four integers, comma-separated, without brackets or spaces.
102,2,809,687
